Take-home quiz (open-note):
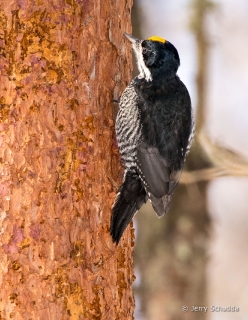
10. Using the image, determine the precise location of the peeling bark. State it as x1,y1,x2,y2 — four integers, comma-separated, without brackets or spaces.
0,0,134,319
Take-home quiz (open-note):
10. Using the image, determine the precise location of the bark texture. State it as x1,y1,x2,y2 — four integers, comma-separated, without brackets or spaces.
0,0,134,319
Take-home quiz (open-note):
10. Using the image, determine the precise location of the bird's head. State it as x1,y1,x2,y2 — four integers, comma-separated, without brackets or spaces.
124,33,180,82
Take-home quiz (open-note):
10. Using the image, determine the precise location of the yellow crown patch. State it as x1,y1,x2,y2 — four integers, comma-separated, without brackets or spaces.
147,36,166,43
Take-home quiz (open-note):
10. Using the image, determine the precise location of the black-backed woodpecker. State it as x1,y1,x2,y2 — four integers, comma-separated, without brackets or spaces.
110,33,194,244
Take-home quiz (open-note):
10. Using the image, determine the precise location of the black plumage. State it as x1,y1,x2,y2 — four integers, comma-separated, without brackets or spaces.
110,34,193,244
111,172,148,243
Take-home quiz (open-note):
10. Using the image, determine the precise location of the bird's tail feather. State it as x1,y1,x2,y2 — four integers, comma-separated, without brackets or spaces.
110,171,148,244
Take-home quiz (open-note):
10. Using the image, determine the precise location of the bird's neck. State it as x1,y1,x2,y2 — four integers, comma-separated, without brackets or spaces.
151,65,178,81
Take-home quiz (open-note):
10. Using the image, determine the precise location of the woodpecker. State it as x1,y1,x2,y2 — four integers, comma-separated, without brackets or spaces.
110,33,194,244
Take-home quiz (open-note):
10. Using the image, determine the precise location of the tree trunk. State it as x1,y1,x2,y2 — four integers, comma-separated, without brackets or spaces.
0,1,134,319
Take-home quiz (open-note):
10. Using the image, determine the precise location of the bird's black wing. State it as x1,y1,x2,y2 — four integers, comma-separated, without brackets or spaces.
135,76,192,216
136,141,182,217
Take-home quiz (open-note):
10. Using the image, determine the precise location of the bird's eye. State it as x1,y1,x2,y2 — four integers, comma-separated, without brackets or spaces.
142,47,148,54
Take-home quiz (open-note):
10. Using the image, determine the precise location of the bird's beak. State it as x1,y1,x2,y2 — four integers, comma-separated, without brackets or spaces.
124,32,140,44
124,33,142,62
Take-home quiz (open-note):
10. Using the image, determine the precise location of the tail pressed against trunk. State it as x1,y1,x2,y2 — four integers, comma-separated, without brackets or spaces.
110,171,148,244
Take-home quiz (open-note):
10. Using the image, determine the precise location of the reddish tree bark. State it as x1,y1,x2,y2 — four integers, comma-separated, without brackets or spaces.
0,0,134,319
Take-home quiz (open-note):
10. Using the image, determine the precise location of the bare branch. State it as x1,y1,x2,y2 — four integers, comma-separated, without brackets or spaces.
181,133,248,184
180,166,248,184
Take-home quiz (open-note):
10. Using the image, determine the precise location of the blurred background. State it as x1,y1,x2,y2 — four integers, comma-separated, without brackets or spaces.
131,1,248,319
